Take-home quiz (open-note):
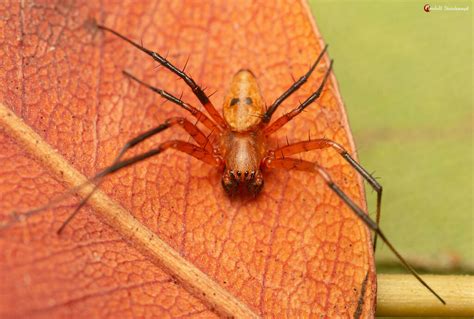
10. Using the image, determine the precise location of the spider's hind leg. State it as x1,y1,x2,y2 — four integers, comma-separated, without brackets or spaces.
262,45,328,123
97,25,227,129
122,71,221,137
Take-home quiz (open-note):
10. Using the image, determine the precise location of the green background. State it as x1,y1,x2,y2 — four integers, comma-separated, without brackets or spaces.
309,0,472,317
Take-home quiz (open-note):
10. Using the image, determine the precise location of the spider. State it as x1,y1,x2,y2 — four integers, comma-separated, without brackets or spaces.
5,24,444,305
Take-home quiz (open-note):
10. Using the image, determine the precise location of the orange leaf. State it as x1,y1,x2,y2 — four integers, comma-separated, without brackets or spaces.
0,1,375,318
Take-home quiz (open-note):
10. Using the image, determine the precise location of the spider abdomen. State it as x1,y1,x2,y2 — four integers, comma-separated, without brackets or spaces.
222,70,266,132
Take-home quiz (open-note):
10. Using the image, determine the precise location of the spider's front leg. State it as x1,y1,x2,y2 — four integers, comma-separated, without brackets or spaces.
56,116,221,233
270,138,383,250
262,156,445,305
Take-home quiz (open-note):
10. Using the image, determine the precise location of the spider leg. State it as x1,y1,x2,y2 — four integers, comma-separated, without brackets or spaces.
56,116,217,234
98,25,227,129
123,71,221,136
271,139,383,250
57,138,221,234
263,157,445,305
264,60,333,136
262,45,328,123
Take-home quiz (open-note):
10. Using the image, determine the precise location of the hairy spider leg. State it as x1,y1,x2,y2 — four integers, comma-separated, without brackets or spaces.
56,117,217,233
263,157,446,305
262,45,328,123
264,60,334,136
270,139,383,250
98,24,227,129
123,71,221,137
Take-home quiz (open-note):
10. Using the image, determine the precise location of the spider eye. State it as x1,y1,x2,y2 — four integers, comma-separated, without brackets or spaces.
245,97,253,105
230,98,239,106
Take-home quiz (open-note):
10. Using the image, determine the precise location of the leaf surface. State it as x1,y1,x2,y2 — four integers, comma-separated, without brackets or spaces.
0,1,376,317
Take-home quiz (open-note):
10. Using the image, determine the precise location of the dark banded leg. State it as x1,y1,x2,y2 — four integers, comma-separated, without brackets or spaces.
98,24,228,129
264,60,333,136
57,117,215,234
123,71,220,136
270,138,383,250
262,45,328,123
263,157,445,305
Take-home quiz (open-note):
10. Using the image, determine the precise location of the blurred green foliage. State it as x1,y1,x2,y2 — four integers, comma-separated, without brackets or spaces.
308,0,472,275
309,2,472,317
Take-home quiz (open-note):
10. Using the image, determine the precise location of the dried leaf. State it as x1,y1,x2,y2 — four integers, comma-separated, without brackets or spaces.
0,1,375,317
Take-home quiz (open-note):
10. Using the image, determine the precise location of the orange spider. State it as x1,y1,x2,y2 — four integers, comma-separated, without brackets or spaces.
20,24,444,304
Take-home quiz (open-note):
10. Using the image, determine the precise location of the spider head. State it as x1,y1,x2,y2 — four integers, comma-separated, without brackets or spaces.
221,169,264,196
